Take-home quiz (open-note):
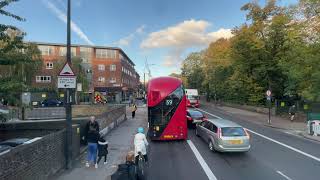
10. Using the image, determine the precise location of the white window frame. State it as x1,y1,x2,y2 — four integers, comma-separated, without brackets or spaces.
98,64,105,71
110,77,116,83
36,76,51,83
46,62,53,69
60,47,76,57
110,64,116,71
98,77,105,82
38,45,53,56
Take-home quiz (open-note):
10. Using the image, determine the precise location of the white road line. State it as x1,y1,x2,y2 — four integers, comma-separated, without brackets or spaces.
196,108,223,119
197,108,320,163
247,129,320,162
277,171,293,180
187,140,218,180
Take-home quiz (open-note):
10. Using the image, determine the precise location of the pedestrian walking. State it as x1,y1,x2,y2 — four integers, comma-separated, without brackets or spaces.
131,104,137,119
95,134,108,168
85,116,100,168
289,104,297,122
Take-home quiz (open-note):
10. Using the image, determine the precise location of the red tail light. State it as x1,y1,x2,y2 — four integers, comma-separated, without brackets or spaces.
244,128,250,139
217,128,222,139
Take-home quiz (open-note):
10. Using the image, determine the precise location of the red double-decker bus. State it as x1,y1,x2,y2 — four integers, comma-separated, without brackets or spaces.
147,77,187,140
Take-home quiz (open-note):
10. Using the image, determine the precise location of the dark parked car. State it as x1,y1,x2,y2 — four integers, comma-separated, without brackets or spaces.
41,99,63,107
0,145,12,155
186,109,207,128
0,138,30,147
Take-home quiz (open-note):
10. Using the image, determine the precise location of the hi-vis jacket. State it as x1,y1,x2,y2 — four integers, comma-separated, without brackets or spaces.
134,133,149,156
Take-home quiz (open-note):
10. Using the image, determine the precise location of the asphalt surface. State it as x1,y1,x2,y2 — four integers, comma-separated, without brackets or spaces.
146,105,320,180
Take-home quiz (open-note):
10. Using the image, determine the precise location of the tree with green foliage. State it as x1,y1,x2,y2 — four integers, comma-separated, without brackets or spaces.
181,52,205,91
0,0,42,105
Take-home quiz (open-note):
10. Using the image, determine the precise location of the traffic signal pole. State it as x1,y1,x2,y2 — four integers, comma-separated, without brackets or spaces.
65,0,73,169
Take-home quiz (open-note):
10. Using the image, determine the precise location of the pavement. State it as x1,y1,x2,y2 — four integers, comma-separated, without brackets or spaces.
145,104,320,180
54,106,147,180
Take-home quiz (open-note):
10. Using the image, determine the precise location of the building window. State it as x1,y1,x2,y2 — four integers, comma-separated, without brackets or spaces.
96,49,116,59
110,64,116,71
46,62,53,69
38,45,54,56
80,47,92,63
60,47,77,57
98,77,105,82
36,76,51,83
110,77,116,83
98,64,105,71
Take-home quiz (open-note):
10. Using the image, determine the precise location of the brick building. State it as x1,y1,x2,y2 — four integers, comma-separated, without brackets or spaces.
33,42,140,103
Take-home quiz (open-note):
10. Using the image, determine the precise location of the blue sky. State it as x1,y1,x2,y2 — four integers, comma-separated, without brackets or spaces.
0,0,297,79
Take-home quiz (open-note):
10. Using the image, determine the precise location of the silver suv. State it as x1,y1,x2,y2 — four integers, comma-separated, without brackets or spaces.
195,119,250,152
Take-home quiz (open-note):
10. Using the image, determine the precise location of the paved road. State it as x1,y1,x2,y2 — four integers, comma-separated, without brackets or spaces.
146,105,320,180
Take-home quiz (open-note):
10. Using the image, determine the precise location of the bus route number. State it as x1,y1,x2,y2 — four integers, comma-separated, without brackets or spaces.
166,99,173,106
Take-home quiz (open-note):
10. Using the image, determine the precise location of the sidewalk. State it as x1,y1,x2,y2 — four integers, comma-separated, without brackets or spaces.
55,106,147,180
202,101,320,142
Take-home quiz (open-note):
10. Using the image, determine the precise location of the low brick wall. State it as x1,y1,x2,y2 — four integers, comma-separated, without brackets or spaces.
0,127,77,180
24,104,118,120
0,105,126,180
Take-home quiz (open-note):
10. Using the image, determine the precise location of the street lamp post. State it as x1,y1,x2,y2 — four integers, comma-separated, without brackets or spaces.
65,0,73,169
143,58,155,98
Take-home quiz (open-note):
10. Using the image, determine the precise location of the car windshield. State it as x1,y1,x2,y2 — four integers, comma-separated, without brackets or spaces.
187,95,198,100
189,111,203,118
221,127,246,137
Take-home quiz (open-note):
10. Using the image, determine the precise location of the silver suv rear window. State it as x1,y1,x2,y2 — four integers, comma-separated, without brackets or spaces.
221,127,245,137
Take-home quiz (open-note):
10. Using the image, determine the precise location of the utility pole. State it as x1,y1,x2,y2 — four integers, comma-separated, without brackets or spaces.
143,72,146,98
65,0,73,169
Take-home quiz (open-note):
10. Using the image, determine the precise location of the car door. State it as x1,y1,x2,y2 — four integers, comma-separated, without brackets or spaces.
209,123,218,145
197,121,207,138
202,121,213,143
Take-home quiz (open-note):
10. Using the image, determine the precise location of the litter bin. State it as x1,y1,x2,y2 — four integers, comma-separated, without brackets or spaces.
307,113,320,135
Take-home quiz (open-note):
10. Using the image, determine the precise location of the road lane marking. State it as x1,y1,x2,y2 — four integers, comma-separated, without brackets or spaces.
276,171,293,180
196,108,223,119
187,140,218,180
247,129,320,162
197,108,320,163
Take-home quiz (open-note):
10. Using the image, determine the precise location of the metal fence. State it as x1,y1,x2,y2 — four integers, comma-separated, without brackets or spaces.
275,100,320,115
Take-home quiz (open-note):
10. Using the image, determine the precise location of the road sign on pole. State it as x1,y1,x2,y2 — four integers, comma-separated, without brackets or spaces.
58,76,76,89
266,90,272,124
266,90,272,97
58,63,76,89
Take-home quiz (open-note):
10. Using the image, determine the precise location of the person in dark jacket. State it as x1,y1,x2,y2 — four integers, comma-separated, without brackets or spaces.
111,151,137,180
85,116,100,168
95,134,108,168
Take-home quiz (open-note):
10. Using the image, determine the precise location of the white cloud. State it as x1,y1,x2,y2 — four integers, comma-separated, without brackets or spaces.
43,0,94,45
136,25,146,34
115,34,135,46
140,19,233,67
114,25,146,47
